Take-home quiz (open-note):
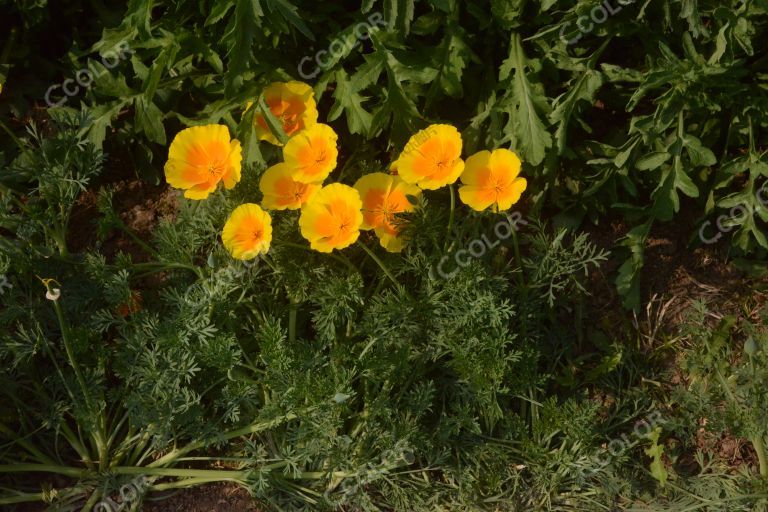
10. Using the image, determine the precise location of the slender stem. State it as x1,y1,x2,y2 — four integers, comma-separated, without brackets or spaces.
445,184,456,251
510,227,528,339
132,261,204,279
149,477,246,491
148,409,308,468
0,464,83,477
188,199,202,219
119,223,160,258
48,288,92,414
274,241,358,274
45,282,110,468
257,95,290,145
752,435,768,478
0,117,25,154
0,423,56,466
116,466,248,479
50,230,69,258
80,488,102,512
357,241,401,290
0,492,46,506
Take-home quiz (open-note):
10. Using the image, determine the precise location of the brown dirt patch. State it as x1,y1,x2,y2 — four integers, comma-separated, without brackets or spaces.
142,483,266,512
68,179,178,261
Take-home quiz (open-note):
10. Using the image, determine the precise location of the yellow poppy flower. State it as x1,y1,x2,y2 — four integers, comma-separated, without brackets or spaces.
299,183,363,253
222,204,273,260
354,172,421,252
164,125,242,200
283,123,339,184
259,163,321,210
253,81,318,145
394,124,464,190
458,148,527,212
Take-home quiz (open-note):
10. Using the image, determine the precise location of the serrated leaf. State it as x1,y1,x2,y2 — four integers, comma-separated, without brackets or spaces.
644,427,668,488
329,69,373,136
501,34,552,166
135,97,166,145
265,0,314,40
682,134,717,167
206,0,235,25
225,0,263,95
550,69,603,153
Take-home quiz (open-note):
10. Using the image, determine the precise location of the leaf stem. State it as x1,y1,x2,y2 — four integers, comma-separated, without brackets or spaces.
357,240,400,290
148,408,309,468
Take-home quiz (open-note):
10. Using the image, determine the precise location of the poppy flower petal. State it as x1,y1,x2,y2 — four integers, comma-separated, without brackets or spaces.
222,203,273,260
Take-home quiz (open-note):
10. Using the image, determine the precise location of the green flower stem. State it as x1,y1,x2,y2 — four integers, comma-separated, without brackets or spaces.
188,199,202,218
48,287,91,412
117,222,160,258
0,492,46,506
445,184,456,251
132,261,204,279
46,284,109,468
257,95,290,145
149,477,246,491
80,489,103,512
148,409,308,468
50,230,69,258
357,240,401,290
116,466,248,479
274,241,358,274
0,117,25,154
0,423,56,466
60,421,95,468
0,464,83,477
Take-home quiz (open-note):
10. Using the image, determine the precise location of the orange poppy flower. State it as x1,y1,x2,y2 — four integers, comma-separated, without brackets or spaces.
394,124,464,190
253,81,318,145
354,172,421,252
222,204,273,260
299,184,363,252
458,149,527,212
283,123,338,184
164,125,242,200
259,163,321,210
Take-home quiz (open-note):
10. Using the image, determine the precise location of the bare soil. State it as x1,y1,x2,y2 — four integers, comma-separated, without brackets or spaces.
141,483,265,512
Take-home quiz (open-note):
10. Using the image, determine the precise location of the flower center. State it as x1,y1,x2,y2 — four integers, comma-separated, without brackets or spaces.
207,162,226,178
293,183,308,201
249,228,263,243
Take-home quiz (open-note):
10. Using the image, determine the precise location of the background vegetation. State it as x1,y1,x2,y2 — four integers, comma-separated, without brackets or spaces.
2,0,768,510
